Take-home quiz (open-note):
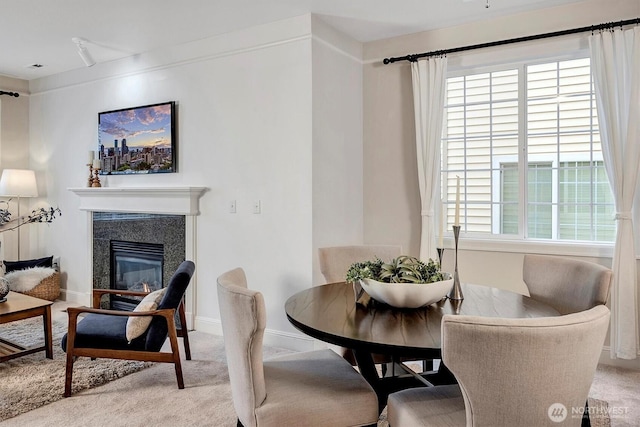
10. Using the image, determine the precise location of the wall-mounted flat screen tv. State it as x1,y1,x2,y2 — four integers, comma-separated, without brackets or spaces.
98,101,176,175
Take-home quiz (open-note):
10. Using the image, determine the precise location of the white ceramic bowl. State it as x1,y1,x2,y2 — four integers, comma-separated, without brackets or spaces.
360,274,453,308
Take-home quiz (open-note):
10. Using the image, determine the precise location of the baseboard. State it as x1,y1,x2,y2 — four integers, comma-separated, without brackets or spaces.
60,289,89,305
599,346,640,370
194,315,315,352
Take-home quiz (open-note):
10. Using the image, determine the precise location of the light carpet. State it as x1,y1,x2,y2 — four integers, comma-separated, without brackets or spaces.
1,323,613,427
0,311,152,422
0,332,610,427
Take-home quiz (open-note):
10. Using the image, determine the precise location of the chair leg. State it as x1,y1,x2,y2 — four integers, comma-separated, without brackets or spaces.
64,352,75,397
581,399,591,427
167,314,185,389
173,357,185,389
64,310,80,398
178,301,191,360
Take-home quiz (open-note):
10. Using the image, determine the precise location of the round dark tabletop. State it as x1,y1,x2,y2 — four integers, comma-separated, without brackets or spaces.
285,282,561,359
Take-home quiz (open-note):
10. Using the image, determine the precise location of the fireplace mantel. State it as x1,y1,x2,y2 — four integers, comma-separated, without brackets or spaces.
69,186,207,215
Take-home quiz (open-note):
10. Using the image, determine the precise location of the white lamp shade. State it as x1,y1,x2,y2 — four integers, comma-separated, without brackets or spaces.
0,169,38,197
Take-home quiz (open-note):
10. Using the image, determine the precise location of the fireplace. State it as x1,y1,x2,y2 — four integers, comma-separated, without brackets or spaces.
110,240,164,310
92,212,186,310
69,186,207,327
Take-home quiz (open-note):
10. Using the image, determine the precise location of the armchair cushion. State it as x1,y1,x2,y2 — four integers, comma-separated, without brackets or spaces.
61,313,147,351
126,288,167,342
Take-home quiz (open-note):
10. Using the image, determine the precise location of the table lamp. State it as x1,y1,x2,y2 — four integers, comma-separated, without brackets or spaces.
0,169,38,260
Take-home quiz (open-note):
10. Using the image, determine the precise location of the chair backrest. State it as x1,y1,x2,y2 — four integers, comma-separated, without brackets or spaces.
442,305,610,427
145,260,195,351
523,254,612,314
217,268,266,427
318,245,402,284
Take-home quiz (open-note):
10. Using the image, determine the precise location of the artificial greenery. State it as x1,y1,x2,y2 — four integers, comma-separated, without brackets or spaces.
346,255,444,284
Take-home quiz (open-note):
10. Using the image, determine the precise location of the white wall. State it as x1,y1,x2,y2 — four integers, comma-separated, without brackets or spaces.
28,16,317,346
311,17,364,286
363,0,640,367
24,13,366,351
0,75,31,261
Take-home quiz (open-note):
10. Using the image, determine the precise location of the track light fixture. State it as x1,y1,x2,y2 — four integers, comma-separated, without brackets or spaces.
72,37,95,67
0,91,19,97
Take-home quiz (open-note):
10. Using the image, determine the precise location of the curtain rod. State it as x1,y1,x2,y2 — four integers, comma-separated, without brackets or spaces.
0,90,20,97
383,17,640,64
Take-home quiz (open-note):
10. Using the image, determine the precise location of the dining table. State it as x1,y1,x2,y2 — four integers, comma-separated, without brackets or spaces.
285,281,561,409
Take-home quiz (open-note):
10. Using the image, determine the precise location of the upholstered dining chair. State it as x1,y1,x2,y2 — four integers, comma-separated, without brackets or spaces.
318,245,402,366
318,245,402,284
387,305,610,427
61,260,195,397
523,254,612,314
217,267,379,427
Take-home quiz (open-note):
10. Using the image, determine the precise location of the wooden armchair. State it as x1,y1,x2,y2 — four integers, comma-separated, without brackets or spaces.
61,260,195,397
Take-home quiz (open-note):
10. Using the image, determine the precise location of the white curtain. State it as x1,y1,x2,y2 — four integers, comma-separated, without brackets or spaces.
411,57,448,261
590,27,640,360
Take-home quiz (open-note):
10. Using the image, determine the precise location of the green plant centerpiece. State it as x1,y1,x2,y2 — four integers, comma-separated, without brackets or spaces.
346,255,452,308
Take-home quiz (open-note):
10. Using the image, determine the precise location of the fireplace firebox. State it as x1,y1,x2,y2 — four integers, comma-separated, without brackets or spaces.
110,240,164,311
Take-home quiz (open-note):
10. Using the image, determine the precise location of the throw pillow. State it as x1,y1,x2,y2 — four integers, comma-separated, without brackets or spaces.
4,256,54,273
126,288,167,343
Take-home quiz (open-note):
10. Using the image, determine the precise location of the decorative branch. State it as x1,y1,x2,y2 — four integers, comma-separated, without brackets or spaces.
0,201,62,233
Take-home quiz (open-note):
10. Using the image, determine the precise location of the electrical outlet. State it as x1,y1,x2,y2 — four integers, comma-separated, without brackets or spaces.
229,200,237,214
253,200,261,214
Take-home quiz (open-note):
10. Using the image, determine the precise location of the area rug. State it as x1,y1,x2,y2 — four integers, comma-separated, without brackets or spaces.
0,314,153,422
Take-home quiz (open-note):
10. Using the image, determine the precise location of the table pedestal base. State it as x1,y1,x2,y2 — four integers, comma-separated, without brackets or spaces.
353,350,457,413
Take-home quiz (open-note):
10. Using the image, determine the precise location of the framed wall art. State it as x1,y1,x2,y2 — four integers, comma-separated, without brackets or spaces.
97,101,177,175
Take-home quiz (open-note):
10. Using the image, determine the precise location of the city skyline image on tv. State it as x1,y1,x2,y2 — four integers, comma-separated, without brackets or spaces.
98,101,176,175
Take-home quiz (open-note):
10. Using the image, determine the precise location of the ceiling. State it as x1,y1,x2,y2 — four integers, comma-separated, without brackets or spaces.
0,0,586,81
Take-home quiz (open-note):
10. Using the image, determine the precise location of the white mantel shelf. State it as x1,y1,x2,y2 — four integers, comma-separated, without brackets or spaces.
68,186,208,215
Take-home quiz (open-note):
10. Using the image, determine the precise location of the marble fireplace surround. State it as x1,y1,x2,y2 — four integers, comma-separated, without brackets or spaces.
69,186,207,327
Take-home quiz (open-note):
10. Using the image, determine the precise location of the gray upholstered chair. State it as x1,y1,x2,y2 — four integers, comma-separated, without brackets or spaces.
387,305,610,427
217,267,379,427
523,254,612,314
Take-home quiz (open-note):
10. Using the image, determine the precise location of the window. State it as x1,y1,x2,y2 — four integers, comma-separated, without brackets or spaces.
442,57,615,242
